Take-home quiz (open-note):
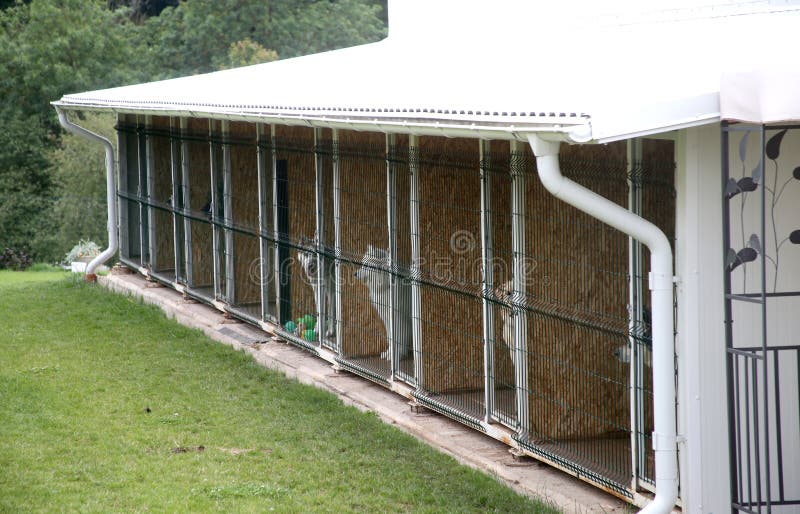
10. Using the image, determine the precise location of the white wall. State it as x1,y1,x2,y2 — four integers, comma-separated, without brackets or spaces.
675,124,730,513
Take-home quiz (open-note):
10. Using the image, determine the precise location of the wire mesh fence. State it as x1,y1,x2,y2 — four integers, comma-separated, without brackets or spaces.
115,116,676,501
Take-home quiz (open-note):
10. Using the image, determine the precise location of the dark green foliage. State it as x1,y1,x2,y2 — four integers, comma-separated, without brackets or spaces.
0,0,387,263
0,248,33,270
108,0,178,21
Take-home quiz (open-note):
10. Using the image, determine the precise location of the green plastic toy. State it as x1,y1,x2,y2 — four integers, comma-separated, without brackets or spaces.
284,320,296,333
303,329,317,341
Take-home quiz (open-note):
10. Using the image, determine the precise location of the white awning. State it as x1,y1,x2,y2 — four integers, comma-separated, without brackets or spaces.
721,70,800,124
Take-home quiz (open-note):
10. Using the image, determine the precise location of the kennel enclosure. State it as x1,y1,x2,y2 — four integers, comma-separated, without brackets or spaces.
110,113,676,504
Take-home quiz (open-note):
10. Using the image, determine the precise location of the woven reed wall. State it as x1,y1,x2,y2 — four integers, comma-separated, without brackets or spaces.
150,116,174,273
274,126,319,324
338,130,390,357
486,141,515,389
228,121,260,306
186,117,213,288
520,142,631,440
416,136,485,393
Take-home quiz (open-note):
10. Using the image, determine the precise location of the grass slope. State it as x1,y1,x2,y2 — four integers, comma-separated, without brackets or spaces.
0,272,558,513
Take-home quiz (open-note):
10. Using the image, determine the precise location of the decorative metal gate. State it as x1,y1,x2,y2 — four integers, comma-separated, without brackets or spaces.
722,122,800,514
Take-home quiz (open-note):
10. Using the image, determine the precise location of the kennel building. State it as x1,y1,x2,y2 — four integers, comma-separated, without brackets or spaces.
54,1,800,512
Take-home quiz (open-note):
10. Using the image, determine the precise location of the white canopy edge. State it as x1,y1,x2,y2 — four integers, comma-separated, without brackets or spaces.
721,70,800,124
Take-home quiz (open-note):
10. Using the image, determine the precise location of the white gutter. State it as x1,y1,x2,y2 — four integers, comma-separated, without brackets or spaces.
527,134,678,514
56,108,118,282
52,101,591,143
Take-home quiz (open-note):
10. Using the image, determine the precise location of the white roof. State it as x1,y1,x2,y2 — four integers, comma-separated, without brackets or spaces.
54,0,800,143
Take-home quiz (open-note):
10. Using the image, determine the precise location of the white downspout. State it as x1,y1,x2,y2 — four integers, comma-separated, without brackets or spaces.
527,135,678,514
56,108,118,282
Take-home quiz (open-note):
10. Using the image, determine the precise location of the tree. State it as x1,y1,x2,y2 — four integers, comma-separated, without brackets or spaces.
222,38,278,69
142,0,387,78
107,0,177,21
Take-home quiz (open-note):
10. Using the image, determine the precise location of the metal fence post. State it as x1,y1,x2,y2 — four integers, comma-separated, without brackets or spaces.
480,139,496,423
210,120,221,299
180,118,192,286
627,137,644,488
386,133,399,378
510,139,529,432
144,115,157,270
256,123,269,321
409,135,423,387
222,120,235,303
332,129,343,354
169,117,182,282
314,128,326,346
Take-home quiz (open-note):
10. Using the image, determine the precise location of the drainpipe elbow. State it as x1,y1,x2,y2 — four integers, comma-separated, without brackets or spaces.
55,107,118,278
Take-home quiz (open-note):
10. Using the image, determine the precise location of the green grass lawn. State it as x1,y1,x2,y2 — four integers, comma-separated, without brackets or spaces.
0,271,558,513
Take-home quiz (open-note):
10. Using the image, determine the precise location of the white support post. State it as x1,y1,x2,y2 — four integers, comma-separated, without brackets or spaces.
480,139,495,423
256,123,269,321
145,115,157,270
386,133,398,379
627,137,645,489
510,139,529,432
409,135,423,387
332,129,343,354
169,117,182,282
314,128,326,346
180,118,192,285
222,120,235,303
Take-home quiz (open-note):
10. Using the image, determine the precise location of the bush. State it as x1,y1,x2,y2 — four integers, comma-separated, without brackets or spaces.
0,248,33,271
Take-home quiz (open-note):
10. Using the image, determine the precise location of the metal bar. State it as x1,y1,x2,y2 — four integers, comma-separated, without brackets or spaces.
169,117,181,282
116,114,128,260
332,129,342,355
222,120,235,303
256,123,269,321
386,133,398,379
409,135,423,387
726,294,766,304
180,118,192,285
722,121,740,511
733,355,743,507
744,357,753,510
271,125,281,319
730,345,800,352
510,139,529,433
210,120,221,299
314,127,325,347
758,124,770,514
137,115,148,266
772,350,783,502
479,139,495,423
145,115,157,270
728,347,766,360
627,137,644,487
751,357,762,513
727,291,800,298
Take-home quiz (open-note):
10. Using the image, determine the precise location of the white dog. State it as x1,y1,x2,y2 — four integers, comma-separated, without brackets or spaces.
297,235,336,338
495,280,517,369
354,245,412,360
